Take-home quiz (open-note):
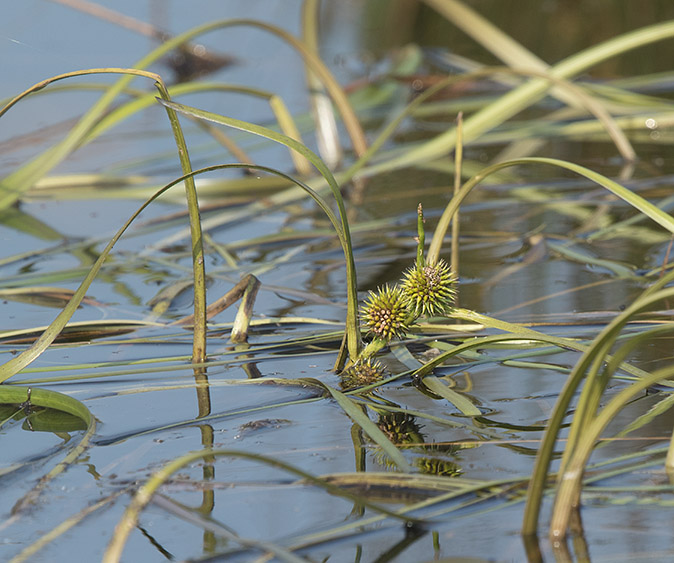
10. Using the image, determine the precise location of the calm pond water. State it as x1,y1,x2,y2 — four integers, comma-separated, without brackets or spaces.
2,1,674,562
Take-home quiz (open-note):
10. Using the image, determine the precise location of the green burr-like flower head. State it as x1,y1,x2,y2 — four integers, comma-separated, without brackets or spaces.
401,259,457,318
360,284,411,341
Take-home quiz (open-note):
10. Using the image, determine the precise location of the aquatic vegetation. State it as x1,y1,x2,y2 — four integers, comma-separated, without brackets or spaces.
361,284,412,342
2,1,674,561
339,357,388,390
401,259,457,318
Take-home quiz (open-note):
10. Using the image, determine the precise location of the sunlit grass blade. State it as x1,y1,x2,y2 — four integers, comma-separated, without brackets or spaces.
357,19,674,176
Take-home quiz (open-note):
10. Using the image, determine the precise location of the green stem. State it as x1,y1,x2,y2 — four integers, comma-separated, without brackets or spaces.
153,81,206,364
416,203,426,270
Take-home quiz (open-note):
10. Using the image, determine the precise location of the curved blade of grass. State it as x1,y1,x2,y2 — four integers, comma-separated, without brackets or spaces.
522,280,674,536
428,157,674,265
157,98,361,363
102,449,421,563
1,386,96,514
421,375,480,416
0,161,357,383
550,362,674,538
83,81,312,175
357,19,674,177
0,67,207,365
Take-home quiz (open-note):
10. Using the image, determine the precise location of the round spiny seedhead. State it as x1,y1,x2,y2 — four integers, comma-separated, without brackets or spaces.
360,284,411,341
401,259,457,318
340,358,387,390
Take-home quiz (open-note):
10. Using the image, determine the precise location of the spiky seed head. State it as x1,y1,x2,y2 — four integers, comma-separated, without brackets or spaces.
340,358,387,390
401,259,457,318
360,284,411,341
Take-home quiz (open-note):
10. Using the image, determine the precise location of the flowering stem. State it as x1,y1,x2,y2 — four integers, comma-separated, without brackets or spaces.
359,337,388,361
416,203,426,271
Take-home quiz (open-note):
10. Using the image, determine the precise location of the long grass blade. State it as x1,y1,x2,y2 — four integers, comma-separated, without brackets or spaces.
157,98,362,363
551,363,674,538
428,157,674,265
522,280,674,536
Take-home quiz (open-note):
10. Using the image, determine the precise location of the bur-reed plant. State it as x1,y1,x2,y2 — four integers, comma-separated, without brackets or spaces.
3,1,674,560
